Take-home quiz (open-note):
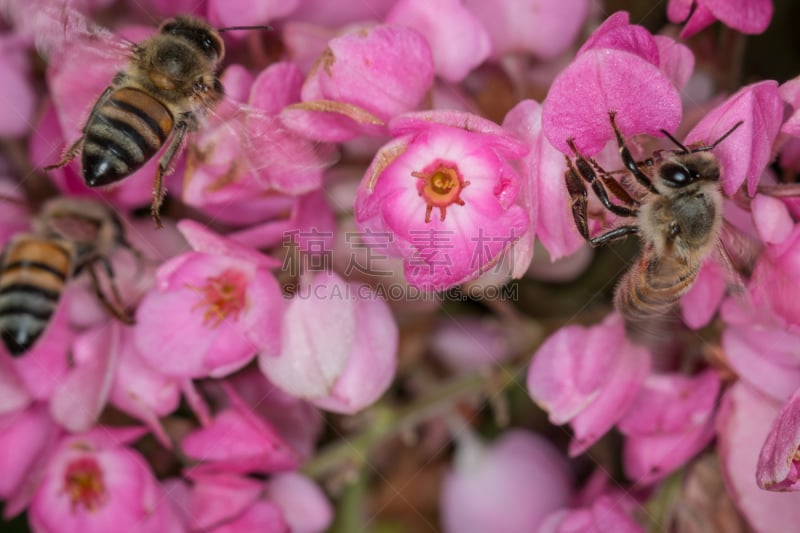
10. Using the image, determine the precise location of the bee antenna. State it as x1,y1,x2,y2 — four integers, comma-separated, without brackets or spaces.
659,129,690,154
217,25,273,33
691,121,745,153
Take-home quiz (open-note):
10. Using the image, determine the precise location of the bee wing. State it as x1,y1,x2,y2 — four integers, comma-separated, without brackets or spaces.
44,212,102,244
189,98,338,196
1,0,133,62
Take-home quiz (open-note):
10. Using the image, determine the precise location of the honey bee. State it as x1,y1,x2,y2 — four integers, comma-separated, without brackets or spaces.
41,14,269,228
564,111,744,326
0,197,135,356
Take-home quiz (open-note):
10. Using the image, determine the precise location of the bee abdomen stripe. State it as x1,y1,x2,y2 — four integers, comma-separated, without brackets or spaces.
108,88,173,142
86,119,146,164
2,261,68,282
103,100,167,146
0,305,54,321
0,283,61,302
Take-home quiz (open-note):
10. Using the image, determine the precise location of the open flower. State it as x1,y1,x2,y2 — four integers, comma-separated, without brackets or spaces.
355,110,530,290
135,221,283,379
29,427,180,533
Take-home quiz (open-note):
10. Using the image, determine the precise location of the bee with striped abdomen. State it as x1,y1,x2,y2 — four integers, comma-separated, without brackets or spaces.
564,111,743,327
43,15,271,228
0,198,135,356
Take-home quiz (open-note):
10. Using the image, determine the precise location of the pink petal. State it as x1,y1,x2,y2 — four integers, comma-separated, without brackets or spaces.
260,272,356,400
540,496,643,533
441,430,573,533
249,62,304,114
722,318,800,403
181,407,298,475
757,387,800,491
266,473,333,533
617,371,721,436
684,80,783,196
183,472,263,531
463,0,590,60
207,0,298,28
542,48,683,155
577,11,659,65
654,35,695,91
679,259,728,329
50,324,119,432
306,24,434,122
290,0,396,26
386,0,491,83
503,99,585,259
310,283,398,414
0,404,57,499
717,382,800,531
752,193,793,245
706,0,774,34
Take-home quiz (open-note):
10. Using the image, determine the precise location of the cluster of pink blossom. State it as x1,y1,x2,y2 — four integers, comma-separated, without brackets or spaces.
0,0,798,531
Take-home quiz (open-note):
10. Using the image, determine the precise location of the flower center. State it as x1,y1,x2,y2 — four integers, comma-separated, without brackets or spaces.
187,268,248,327
412,161,470,223
63,456,107,513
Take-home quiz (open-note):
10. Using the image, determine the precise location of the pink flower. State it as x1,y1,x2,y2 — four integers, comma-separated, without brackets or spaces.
386,0,491,83
527,313,651,456
0,33,36,137
287,24,434,141
717,382,800,532
747,223,800,328
683,80,783,196
181,383,299,476
355,110,530,290
429,316,525,373
617,371,720,485
211,370,323,462
679,259,729,329
668,0,774,38
542,11,683,155
540,496,644,533
259,271,398,414
183,63,332,216
265,473,333,533
164,471,289,532
502,99,584,260
440,429,573,533
135,221,283,379
29,427,180,533
757,387,800,491
290,0,396,26
462,0,591,60
0,404,58,507
207,0,298,28
721,297,800,403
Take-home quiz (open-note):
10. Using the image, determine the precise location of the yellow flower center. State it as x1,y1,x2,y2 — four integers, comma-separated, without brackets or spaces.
63,456,107,513
412,161,470,223
187,268,248,327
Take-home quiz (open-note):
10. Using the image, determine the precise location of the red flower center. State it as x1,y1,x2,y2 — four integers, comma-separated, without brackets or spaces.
63,456,107,513
412,160,470,222
187,268,248,327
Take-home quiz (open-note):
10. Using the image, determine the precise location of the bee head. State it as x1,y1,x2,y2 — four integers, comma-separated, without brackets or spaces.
659,152,720,188
159,16,224,62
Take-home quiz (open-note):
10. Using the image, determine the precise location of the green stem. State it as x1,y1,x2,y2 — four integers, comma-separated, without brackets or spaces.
302,361,528,480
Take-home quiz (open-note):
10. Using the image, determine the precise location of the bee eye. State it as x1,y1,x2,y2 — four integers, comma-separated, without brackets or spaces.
661,163,692,187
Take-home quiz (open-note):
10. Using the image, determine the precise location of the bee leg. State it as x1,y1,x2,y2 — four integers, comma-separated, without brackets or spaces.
567,138,639,217
589,225,640,247
87,260,136,325
43,136,85,171
609,111,659,194
45,87,114,172
152,120,190,229
565,158,590,240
